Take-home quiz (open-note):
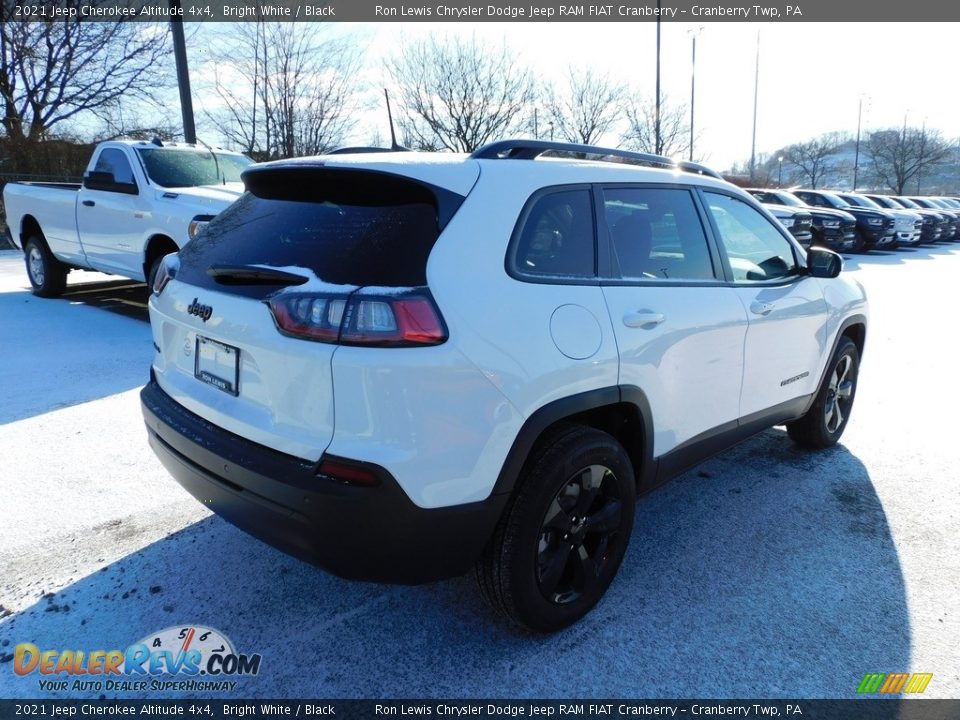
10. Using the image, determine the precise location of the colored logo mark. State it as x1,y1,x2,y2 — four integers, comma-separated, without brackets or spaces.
857,673,933,694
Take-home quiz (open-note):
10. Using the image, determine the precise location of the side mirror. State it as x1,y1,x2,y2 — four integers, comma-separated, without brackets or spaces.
83,171,116,191
807,247,843,278
83,171,138,195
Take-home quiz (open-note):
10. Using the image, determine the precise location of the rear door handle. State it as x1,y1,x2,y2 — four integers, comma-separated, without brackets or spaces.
750,301,774,316
623,311,665,328
82,200,95,207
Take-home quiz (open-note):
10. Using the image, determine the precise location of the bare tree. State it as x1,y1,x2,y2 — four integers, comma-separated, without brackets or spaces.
387,35,536,153
782,133,845,189
0,11,170,142
545,67,625,145
620,95,692,159
866,126,953,194
206,22,361,159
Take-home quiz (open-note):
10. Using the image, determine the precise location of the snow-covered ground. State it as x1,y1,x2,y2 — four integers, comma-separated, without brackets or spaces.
0,244,958,699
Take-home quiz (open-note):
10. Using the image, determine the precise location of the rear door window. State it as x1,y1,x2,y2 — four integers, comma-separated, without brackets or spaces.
602,187,716,281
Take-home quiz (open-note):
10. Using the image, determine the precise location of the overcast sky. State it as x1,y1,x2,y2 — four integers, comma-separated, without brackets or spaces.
188,21,960,171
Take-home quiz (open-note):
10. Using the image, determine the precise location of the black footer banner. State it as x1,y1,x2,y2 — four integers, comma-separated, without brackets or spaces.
2,700,959,720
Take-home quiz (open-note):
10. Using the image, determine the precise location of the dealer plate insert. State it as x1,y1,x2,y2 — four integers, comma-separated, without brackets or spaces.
195,335,240,396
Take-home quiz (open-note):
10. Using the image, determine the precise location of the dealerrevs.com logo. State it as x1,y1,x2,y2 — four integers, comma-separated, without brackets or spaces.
13,625,261,693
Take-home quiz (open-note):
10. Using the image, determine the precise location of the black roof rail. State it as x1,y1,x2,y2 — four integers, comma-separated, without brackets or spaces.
327,145,411,155
470,139,723,180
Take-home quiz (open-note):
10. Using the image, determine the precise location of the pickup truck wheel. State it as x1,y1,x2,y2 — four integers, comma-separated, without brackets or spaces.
147,255,165,290
477,426,636,632
852,230,868,253
24,236,67,297
787,336,859,449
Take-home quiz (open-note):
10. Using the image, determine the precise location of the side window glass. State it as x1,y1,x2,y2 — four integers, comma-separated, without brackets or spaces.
604,187,715,281
705,192,799,282
512,189,595,279
93,149,136,187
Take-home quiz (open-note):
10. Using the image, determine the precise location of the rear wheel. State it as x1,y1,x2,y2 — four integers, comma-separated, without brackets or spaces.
24,235,67,297
787,336,859,449
477,426,636,632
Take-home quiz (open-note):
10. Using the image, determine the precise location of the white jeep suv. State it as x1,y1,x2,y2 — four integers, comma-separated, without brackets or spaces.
142,140,867,632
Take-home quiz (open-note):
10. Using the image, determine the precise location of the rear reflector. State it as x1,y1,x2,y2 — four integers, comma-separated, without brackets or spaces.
318,459,380,487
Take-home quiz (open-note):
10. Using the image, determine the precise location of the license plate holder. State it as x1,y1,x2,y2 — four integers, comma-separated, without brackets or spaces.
194,336,240,396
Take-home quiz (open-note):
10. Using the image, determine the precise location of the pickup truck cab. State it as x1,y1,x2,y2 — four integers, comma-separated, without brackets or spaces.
3,139,252,296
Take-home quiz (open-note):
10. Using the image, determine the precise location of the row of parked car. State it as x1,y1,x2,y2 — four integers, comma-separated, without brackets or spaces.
747,187,960,253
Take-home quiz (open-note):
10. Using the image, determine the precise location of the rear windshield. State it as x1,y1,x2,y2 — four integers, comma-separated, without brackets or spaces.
177,168,455,294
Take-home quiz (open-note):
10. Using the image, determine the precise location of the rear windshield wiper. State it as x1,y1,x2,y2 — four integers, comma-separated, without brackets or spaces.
207,264,309,286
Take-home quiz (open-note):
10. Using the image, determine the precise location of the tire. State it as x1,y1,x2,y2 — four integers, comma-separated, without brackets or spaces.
24,235,67,297
147,254,164,290
852,230,868,253
477,426,636,632
787,336,859,449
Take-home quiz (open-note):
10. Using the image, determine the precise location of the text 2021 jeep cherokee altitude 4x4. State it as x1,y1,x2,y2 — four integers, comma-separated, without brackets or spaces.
141,141,868,632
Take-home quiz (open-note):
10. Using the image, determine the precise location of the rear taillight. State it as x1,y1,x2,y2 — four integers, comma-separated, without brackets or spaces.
152,254,179,296
266,288,447,347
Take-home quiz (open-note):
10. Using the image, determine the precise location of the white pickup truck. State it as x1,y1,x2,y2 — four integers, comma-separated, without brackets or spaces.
2,139,252,296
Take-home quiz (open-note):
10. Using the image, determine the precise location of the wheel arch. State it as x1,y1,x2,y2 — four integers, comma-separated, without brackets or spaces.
143,234,179,282
491,386,656,499
19,214,44,248
840,318,866,360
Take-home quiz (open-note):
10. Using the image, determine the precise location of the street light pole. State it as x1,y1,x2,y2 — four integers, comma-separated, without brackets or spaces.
689,27,702,162
916,118,926,195
655,0,662,155
853,97,863,191
778,156,783,187
749,31,760,181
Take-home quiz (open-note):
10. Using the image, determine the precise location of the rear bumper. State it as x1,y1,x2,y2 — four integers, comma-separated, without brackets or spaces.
141,378,508,584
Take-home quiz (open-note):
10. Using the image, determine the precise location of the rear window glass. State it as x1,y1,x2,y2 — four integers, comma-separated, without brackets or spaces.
177,169,452,292
509,188,595,280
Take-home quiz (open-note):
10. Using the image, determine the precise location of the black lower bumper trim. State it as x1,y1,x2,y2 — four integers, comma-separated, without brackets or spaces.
141,379,508,584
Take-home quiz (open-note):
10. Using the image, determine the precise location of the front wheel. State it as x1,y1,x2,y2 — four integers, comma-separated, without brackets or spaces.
24,235,68,297
787,336,859,449
477,426,636,632
852,230,869,253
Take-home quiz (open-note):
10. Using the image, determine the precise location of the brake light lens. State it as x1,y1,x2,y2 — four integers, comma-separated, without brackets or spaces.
152,254,179,296
266,288,447,347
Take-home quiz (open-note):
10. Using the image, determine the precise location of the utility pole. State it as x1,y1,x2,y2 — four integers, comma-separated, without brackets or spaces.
749,31,760,181
169,0,196,144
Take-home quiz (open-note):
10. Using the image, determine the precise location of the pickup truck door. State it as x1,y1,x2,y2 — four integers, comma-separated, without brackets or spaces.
76,147,152,279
